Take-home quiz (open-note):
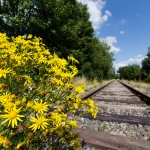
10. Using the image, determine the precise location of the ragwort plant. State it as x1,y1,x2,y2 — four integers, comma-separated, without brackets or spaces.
0,33,98,150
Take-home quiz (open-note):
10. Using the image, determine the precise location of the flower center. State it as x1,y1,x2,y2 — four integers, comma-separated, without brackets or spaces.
8,111,17,119
36,104,43,110
6,102,14,109
36,118,43,126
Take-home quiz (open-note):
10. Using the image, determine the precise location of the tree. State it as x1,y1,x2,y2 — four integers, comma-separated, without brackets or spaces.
117,64,140,80
0,0,115,81
141,56,150,82
141,50,150,82
0,0,34,36
128,64,140,80
91,39,115,80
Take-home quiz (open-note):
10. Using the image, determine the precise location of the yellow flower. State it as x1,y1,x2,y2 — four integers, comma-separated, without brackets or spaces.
23,75,33,86
68,56,79,63
73,103,79,109
27,34,32,39
67,83,73,89
1,105,24,128
0,68,11,78
38,56,47,63
69,66,78,74
29,115,48,132
88,107,98,118
51,112,67,128
86,99,98,118
26,101,33,107
10,94,16,99
0,92,12,103
15,100,20,105
22,52,32,61
11,55,23,66
32,99,49,113
88,99,95,108
0,137,11,148
74,86,84,93
4,101,14,110
3,140,11,148
69,120,77,128
0,135,6,145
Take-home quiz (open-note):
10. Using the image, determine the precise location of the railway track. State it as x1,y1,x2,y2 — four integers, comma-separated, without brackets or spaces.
73,80,150,150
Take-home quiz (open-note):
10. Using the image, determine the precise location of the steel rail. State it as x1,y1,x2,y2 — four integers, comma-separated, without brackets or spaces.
76,79,150,150
78,80,150,125
80,80,114,99
118,80,150,105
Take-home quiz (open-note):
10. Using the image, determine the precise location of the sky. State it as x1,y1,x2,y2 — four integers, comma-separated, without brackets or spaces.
77,0,150,72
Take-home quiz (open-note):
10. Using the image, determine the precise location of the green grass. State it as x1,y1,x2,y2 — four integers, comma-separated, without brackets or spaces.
122,80,150,92
72,76,112,92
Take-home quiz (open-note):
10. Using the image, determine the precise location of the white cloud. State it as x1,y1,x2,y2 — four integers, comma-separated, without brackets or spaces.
114,55,146,71
95,31,100,35
120,19,126,25
77,0,112,30
120,31,125,34
136,54,143,58
102,10,111,21
101,36,121,53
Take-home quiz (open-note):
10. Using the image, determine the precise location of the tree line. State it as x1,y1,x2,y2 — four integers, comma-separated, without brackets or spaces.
0,0,115,81
117,50,150,82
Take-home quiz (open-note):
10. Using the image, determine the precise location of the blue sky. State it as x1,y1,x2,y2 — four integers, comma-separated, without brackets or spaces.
77,0,150,71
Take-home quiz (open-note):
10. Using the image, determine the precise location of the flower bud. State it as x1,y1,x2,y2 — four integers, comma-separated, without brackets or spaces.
33,89,37,93
0,61,6,66
28,132,34,138
41,91,48,96
38,67,42,72
1,83,7,89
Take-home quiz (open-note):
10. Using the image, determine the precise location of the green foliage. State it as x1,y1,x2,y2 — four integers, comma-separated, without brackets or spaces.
144,74,150,83
141,56,150,82
114,74,120,79
0,0,115,81
78,38,115,81
117,64,140,80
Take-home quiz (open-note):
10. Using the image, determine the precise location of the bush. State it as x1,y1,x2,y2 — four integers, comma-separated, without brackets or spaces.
144,74,150,83
0,33,98,149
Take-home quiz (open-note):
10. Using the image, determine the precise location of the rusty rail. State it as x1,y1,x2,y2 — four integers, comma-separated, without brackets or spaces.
78,80,150,126
80,80,114,99
77,79,150,150
118,80,150,105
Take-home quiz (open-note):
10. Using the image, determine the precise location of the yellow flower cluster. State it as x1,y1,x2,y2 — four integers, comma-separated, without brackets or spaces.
88,99,98,118
0,135,11,148
0,33,98,149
